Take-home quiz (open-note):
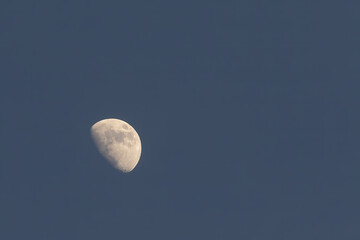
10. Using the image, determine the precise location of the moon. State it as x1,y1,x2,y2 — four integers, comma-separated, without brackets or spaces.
90,118,142,173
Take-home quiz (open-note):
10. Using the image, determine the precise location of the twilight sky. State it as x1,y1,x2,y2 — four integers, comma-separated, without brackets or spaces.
1,1,360,239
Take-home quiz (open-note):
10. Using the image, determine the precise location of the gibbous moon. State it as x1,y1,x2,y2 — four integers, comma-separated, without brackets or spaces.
90,118,141,173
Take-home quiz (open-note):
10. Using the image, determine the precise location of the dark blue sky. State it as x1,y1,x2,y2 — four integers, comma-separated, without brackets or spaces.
1,1,360,239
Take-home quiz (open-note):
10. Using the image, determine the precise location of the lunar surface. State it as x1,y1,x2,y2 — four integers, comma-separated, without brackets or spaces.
90,118,141,172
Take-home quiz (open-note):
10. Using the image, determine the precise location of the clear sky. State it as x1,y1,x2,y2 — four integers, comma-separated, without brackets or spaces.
1,1,360,239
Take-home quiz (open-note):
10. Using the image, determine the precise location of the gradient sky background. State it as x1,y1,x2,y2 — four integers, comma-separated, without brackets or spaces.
1,1,360,239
